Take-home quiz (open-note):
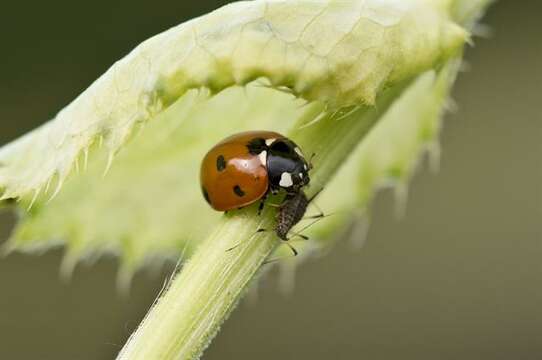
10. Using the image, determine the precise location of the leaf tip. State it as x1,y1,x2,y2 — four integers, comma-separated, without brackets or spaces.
117,265,136,297
60,250,80,282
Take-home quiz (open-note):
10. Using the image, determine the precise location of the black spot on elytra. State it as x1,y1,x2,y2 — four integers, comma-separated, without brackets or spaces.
216,155,226,171
202,187,211,204
233,185,245,197
246,138,266,154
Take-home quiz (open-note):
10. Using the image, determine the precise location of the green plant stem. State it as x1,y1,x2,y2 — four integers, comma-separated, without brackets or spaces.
116,84,406,360
118,209,277,360
115,0,492,353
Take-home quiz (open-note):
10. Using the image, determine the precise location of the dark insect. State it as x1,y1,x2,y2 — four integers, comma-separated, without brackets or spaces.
276,191,310,240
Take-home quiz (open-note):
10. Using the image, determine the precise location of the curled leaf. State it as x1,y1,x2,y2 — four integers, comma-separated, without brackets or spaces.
1,0,468,276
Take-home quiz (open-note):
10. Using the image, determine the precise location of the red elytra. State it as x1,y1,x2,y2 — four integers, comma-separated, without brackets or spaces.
200,131,285,211
200,130,321,251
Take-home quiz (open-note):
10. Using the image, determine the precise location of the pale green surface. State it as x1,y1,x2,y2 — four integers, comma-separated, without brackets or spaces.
115,0,489,357
113,0,480,358
116,71,450,358
0,0,467,277
0,0,492,359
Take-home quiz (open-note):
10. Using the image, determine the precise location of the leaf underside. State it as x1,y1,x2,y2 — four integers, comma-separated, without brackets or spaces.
0,0,470,277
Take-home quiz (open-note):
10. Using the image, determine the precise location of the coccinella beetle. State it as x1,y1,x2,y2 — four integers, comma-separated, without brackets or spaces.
200,131,315,243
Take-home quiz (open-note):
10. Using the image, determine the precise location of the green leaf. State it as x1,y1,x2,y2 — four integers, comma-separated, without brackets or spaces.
0,0,495,358
1,0,467,278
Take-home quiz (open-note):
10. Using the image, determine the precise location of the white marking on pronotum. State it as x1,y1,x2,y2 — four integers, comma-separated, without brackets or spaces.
265,138,276,146
294,147,304,157
304,164,308,170
299,173,303,179
279,172,293,187
258,150,267,165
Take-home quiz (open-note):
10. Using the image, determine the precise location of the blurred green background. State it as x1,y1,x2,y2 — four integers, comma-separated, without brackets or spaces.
0,1,540,359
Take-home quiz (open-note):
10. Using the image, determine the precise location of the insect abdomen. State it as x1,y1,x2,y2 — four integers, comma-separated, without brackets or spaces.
276,192,308,240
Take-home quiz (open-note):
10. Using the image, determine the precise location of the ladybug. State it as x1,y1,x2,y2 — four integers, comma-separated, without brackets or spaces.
200,131,314,243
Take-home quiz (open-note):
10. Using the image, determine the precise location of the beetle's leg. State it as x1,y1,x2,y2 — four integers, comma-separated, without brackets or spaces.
257,193,269,216
258,188,284,213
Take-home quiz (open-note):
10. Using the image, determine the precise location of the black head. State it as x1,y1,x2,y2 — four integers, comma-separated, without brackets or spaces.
265,138,310,192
